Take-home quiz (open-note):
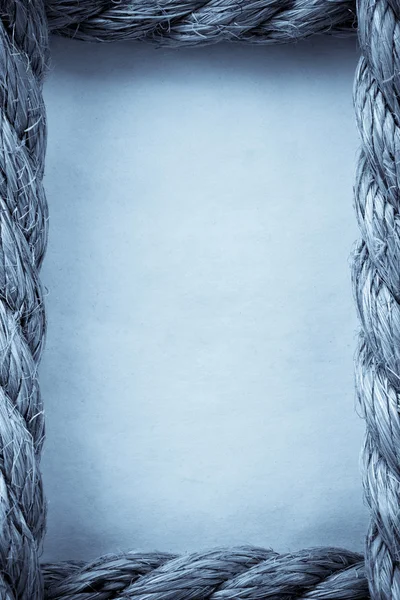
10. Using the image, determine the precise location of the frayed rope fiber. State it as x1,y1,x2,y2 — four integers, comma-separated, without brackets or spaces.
44,0,357,44
0,0,392,598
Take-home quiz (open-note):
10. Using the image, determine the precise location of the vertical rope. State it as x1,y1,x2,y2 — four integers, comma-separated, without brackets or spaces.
0,1,392,599
0,1,48,598
354,0,400,598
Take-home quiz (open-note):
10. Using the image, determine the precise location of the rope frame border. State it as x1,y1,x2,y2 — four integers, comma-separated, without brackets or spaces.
0,1,395,599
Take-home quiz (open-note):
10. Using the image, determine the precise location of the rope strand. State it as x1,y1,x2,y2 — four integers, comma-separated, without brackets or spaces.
0,1,49,598
44,0,357,45
0,1,391,599
43,547,367,600
353,1,400,598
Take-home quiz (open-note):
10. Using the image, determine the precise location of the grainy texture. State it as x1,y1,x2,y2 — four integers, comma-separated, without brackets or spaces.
0,1,49,599
44,0,357,45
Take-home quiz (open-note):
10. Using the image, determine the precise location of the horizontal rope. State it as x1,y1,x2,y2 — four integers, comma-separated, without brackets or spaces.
44,0,357,45
42,546,368,600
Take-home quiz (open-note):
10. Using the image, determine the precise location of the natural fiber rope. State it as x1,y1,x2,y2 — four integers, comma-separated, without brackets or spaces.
0,1,49,599
44,0,357,44
0,0,391,599
353,1,400,597
42,547,368,600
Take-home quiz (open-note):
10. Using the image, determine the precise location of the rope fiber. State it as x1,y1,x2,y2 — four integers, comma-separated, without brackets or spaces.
43,0,357,44
0,0,391,598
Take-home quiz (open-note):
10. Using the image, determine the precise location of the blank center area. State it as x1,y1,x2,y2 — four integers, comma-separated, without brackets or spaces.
41,35,366,561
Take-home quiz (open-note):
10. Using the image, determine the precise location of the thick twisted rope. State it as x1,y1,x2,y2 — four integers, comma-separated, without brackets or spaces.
353,0,400,598
0,0,393,599
44,0,357,45
0,1,49,599
42,547,368,600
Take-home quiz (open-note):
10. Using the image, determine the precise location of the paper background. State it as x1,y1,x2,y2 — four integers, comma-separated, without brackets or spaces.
40,35,366,561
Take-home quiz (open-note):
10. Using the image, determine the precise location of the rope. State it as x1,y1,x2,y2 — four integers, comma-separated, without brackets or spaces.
353,1,400,598
44,0,357,44
0,1,49,599
0,0,392,599
42,547,367,600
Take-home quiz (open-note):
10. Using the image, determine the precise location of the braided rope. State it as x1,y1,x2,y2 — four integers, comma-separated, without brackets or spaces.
0,1,49,598
0,0,392,599
44,0,357,44
353,1,400,598
42,547,368,600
